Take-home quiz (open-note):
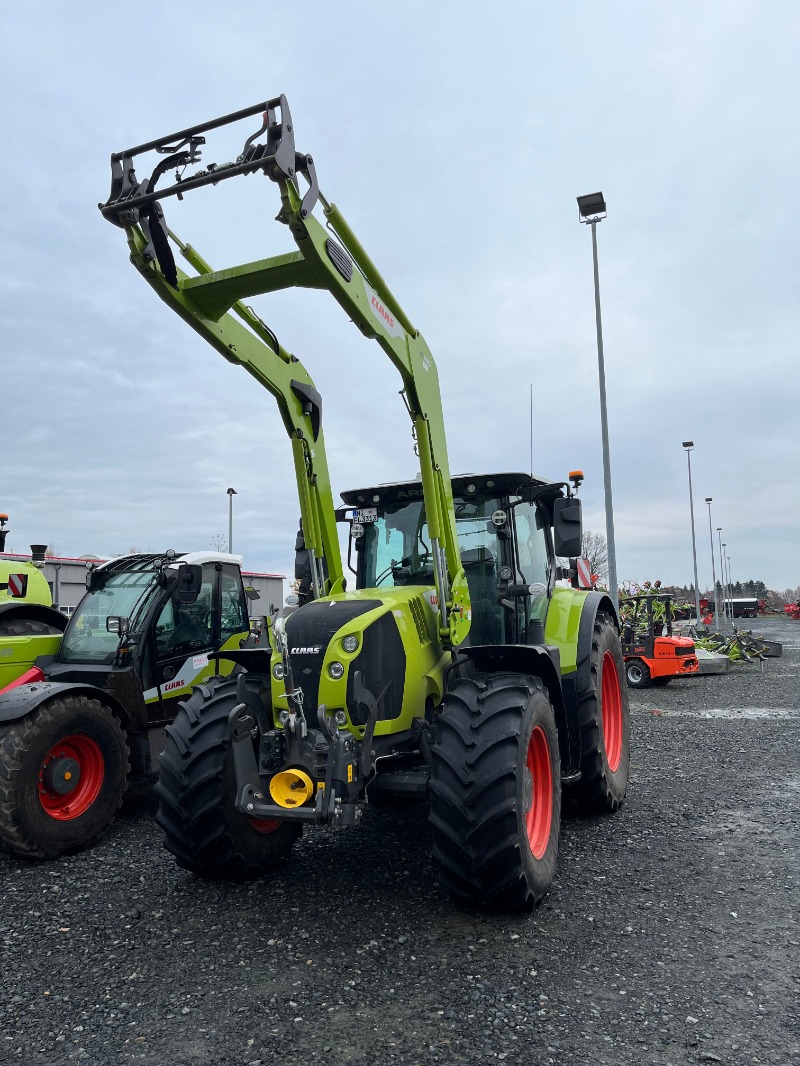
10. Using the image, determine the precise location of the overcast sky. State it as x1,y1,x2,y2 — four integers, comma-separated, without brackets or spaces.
3,1,798,595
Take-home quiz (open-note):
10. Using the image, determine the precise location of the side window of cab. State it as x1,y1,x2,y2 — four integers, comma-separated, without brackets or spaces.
220,564,247,643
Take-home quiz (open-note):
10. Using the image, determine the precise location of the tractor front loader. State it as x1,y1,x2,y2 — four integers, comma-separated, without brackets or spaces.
99,97,630,910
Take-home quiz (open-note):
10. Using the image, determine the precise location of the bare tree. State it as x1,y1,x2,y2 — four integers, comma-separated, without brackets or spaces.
210,532,228,552
581,530,608,582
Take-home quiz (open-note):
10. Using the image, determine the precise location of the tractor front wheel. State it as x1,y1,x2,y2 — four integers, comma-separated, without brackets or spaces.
0,696,130,859
429,673,561,912
156,676,301,876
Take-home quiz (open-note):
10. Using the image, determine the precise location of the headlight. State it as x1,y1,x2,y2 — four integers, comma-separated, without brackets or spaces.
272,663,285,680
328,661,345,680
342,634,359,653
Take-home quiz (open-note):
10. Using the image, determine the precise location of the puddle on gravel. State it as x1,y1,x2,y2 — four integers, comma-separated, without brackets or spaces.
663,707,800,719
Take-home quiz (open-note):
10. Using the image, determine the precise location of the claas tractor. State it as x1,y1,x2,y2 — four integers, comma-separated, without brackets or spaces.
99,96,630,911
0,549,255,859
0,531,67,692
620,593,699,688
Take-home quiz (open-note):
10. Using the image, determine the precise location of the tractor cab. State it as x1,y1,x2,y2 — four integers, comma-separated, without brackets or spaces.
339,472,581,648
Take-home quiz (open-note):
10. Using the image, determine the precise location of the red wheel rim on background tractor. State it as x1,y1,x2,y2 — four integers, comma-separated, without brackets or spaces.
601,650,623,772
525,724,553,860
38,734,105,820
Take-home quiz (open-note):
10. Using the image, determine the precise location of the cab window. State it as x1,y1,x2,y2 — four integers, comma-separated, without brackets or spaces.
220,565,247,642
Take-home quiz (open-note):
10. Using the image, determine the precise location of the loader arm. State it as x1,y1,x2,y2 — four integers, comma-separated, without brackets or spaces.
100,96,469,645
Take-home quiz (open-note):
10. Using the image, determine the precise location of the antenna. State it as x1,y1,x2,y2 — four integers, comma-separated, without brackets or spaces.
530,384,533,478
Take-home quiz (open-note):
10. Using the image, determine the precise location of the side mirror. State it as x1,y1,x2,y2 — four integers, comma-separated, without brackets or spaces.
553,497,582,558
244,586,260,601
175,563,203,604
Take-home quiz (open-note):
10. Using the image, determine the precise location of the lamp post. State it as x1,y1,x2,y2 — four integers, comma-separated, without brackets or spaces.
716,528,726,627
705,498,721,632
682,442,702,625
721,540,728,625
227,487,237,553
577,191,618,611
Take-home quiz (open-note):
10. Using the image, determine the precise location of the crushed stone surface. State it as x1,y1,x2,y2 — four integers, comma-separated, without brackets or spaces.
1,616,797,1065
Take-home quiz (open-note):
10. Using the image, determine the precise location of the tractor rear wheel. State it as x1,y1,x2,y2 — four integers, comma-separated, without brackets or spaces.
0,696,130,859
625,657,651,688
569,612,630,813
156,676,301,876
429,673,561,912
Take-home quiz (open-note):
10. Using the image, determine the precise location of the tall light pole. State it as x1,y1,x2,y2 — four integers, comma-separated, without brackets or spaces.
705,498,721,632
721,540,728,624
227,487,237,553
717,528,728,627
682,442,702,624
577,191,618,611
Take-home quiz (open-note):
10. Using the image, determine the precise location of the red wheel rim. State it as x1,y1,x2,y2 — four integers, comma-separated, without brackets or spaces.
38,734,105,820
525,725,553,860
248,817,282,834
601,651,623,772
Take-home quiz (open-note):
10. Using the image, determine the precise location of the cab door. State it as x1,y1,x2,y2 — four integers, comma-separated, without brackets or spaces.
146,563,218,721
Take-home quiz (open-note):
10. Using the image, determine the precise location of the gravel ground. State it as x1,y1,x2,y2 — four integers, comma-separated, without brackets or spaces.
2,616,798,1066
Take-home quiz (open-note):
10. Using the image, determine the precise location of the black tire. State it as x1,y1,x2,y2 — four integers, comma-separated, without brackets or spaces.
625,657,651,689
651,676,671,687
570,612,630,812
429,673,561,912
0,696,130,860
155,676,301,876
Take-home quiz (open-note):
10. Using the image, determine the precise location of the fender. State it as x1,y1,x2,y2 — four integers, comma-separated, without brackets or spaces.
0,602,68,632
454,643,571,770
574,592,619,697
0,680,129,727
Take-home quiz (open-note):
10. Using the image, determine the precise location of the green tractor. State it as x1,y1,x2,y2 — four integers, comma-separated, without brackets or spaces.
0,527,67,692
100,97,629,910
0,548,255,859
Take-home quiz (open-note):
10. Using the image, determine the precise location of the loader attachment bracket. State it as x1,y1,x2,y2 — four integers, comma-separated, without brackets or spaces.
99,95,319,235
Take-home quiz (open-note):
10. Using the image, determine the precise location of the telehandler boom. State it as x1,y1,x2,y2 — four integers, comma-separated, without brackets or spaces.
100,97,630,910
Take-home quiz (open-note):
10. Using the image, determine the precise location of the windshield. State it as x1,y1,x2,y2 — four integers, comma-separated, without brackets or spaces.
361,495,501,588
59,567,161,664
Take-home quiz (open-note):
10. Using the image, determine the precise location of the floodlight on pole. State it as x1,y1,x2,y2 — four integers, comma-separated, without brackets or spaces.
682,442,702,624
577,191,618,611
227,487,237,553
705,498,720,632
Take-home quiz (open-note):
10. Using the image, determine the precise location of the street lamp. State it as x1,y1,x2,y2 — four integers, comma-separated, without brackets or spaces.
227,487,237,553
577,191,618,610
716,529,728,627
705,498,721,632
682,442,702,625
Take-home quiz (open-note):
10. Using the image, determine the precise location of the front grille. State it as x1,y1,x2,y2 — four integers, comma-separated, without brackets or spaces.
346,612,406,726
285,599,380,718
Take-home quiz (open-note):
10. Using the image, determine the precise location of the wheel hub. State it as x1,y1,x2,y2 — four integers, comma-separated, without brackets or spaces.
38,734,105,820
41,756,81,796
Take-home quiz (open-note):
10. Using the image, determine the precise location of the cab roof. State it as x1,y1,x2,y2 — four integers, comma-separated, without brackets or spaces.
340,472,563,508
